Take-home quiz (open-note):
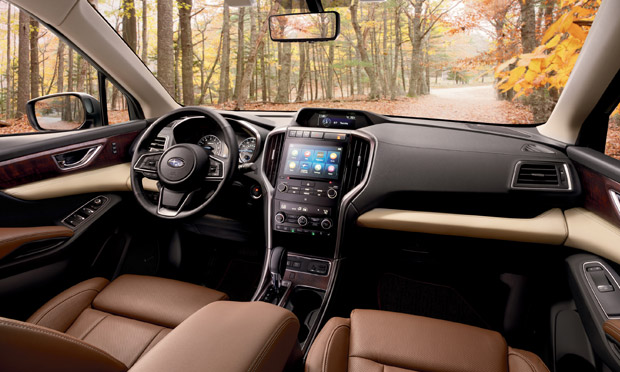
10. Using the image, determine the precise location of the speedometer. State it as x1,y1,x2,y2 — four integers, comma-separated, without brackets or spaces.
238,137,257,164
197,135,222,156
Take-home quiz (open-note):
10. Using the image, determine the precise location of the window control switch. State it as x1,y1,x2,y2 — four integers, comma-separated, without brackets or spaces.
598,284,615,292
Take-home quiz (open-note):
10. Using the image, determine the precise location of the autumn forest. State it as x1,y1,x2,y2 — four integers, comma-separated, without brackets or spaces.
0,0,616,136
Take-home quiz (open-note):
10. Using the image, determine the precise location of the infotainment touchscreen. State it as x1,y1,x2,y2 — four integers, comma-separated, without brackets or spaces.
282,143,343,180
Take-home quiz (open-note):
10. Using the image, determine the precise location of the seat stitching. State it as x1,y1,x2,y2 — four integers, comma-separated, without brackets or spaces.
0,319,125,366
508,350,539,372
31,288,103,326
79,314,108,340
247,317,297,372
322,324,350,372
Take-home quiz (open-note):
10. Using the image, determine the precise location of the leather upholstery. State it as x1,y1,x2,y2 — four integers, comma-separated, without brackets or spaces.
19,274,227,369
128,301,300,372
0,226,74,260
306,310,550,372
0,317,126,372
92,274,228,328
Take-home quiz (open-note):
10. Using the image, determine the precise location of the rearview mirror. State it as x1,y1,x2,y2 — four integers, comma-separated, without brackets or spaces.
26,93,103,131
269,11,340,42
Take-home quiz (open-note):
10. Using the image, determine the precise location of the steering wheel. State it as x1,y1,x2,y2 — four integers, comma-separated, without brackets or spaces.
131,106,237,219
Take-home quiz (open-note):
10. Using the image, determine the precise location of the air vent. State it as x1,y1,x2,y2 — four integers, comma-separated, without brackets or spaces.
149,137,167,152
512,162,571,190
342,136,371,194
522,144,555,154
263,132,285,186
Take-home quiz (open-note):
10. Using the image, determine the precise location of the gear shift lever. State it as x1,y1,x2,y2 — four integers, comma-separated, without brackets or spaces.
270,246,288,292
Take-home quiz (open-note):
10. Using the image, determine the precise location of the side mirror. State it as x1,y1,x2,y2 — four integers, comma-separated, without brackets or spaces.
26,93,103,132
269,11,340,42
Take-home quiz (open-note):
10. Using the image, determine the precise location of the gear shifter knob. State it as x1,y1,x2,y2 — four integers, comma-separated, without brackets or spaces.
270,246,287,291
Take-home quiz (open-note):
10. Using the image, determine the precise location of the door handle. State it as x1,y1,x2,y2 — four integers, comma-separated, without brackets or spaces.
53,145,102,170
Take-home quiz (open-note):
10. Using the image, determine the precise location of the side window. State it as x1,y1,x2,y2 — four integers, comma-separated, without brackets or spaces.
605,105,620,161
0,1,131,135
106,80,130,125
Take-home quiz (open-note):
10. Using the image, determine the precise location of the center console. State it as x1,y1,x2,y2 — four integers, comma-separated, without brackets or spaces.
256,109,376,352
272,130,349,240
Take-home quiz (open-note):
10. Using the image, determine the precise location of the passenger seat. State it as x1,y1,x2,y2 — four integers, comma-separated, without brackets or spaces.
306,309,549,372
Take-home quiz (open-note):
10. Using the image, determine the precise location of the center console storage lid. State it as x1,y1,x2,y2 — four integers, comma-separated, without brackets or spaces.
128,301,300,372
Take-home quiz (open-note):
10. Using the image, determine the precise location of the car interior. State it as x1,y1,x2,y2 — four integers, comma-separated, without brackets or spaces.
1,0,620,371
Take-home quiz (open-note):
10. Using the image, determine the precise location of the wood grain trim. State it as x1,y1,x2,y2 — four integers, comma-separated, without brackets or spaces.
575,163,620,229
0,131,139,189
604,319,620,345
0,226,74,260
357,208,568,245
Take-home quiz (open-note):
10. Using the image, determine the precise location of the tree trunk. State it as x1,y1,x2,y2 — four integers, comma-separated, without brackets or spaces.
260,41,267,103
29,17,39,100
233,7,245,100
326,43,334,100
122,0,137,52
174,36,181,101
68,49,74,91
157,0,174,95
234,1,280,110
519,0,536,53
249,7,257,101
179,0,194,105
218,4,231,103
141,0,148,61
295,44,307,102
16,10,30,117
57,41,65,93
5,4,11,118
407,0,424,97
350,0,379,100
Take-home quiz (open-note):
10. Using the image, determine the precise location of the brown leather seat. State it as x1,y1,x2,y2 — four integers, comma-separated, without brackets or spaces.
306,309,550,372
0,274,228,371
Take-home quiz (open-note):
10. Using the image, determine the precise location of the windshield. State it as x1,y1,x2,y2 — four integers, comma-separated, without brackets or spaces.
97,0,600,124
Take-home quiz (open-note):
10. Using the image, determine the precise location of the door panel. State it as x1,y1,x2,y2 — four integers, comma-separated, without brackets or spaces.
566,146,620,371
0,121,149,320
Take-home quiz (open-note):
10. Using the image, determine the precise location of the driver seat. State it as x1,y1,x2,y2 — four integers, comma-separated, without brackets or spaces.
0,274,228,371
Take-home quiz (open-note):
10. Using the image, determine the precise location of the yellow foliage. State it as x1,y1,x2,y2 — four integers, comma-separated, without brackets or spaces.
494,0,599,100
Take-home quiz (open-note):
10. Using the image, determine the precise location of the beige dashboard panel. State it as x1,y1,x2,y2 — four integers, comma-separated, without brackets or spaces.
2,163,158,200
357,208,568,245
565,208,620,264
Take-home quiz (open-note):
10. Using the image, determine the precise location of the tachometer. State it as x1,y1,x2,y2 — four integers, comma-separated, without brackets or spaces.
238,137,257,164
197,135,222,156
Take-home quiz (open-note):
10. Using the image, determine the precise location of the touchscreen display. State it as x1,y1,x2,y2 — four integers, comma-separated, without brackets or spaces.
283,143,343,180
318,113,356,128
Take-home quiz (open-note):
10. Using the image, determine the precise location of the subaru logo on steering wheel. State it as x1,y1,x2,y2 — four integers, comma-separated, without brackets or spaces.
167,157,185,168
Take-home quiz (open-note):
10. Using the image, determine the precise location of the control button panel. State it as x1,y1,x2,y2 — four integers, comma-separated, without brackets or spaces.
62,196,109,228
286,256,330,276
288,130,348,142
277,179,339,200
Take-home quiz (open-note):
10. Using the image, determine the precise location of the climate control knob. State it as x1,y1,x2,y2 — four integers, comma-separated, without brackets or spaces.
277,183,288,193
297,215,308,227
275,212,286,224
321,218,333,230
327,188,338,199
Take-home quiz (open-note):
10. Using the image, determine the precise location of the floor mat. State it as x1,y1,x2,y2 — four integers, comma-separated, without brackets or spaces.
216,259,263,301
378,273,490,329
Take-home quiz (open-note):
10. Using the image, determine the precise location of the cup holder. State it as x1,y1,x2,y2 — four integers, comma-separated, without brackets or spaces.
285,287,325,343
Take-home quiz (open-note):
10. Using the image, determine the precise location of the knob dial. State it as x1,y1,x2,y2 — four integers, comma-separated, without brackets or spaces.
275,212,286,224
277,183,288,193
327,188,338,199
321,218,333,230
297,215,308,227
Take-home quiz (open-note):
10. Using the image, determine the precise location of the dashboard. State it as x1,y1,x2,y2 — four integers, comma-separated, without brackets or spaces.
171,116,261,164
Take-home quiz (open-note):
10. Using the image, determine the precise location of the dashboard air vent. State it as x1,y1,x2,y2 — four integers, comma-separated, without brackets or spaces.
512,162,570,190
263,132,285,186
342,136,371,194
149,137,166,152
522,144,555,154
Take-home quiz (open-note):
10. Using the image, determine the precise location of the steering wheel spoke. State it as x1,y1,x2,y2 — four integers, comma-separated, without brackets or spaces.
157,187,198,217
205,155,226,181
133,152,163,180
